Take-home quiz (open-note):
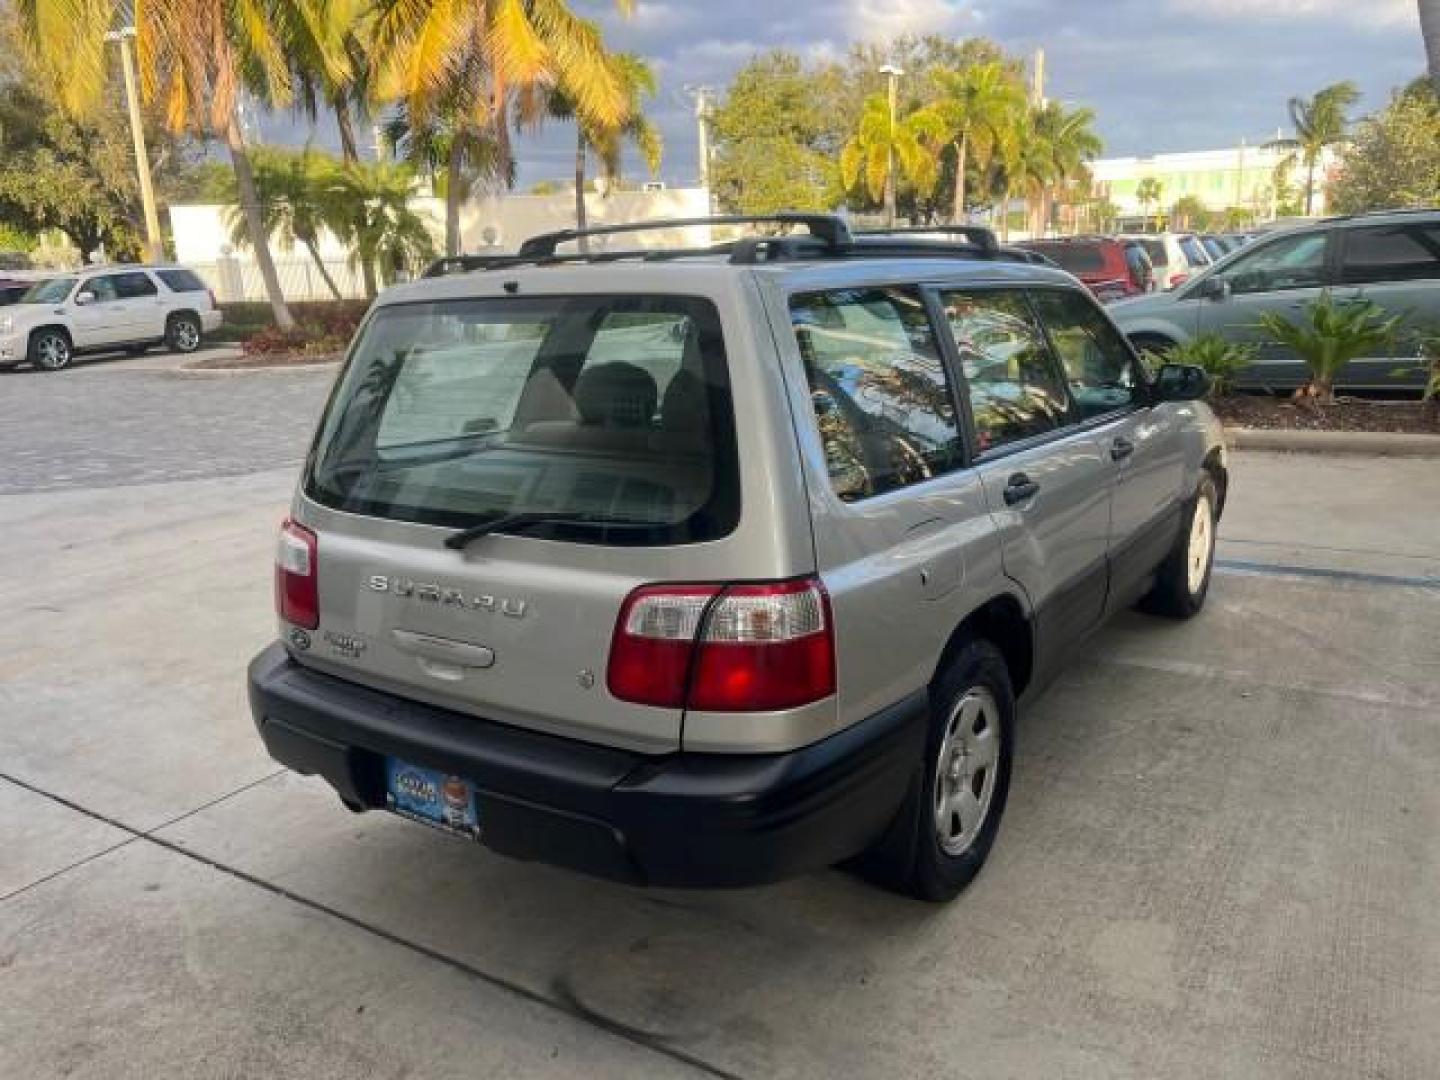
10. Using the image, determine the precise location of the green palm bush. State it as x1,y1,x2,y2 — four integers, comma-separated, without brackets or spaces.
1257,292,1400,401
1157,334,1257,397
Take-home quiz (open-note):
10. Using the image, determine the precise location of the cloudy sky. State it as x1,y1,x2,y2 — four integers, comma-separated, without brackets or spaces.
260,0,1428,186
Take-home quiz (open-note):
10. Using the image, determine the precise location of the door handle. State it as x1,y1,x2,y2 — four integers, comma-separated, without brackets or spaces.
1003,473,1040,505
1111,437,1135,462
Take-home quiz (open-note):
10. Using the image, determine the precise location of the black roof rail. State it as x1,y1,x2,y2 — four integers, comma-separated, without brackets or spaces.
853,225,999,256
423,254,521,278
518,214,852,259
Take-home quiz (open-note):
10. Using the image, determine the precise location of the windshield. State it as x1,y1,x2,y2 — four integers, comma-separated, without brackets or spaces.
22,277,75,304
305,294,739,545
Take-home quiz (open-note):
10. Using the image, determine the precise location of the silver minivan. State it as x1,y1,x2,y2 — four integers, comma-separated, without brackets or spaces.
249,216,1228,901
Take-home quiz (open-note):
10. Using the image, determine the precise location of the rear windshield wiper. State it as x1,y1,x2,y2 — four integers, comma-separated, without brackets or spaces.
444,511,658,550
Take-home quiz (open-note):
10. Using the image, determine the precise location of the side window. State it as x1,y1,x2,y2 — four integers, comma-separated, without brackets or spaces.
1219,231,1330,295
936,289,1073,454
1029,289,1140,419
156,268,207,292
112,272,159,299
86,276,119,302
791,287,963,501
1340,224,1440,285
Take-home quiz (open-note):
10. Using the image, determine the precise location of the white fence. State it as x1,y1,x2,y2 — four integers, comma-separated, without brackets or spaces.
187,255,370,303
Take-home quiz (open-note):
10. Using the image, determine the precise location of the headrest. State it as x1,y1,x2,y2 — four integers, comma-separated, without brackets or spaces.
574,362,658,427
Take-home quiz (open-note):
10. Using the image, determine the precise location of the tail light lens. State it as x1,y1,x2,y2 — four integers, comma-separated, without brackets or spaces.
275,519,319,630
608,578,834,712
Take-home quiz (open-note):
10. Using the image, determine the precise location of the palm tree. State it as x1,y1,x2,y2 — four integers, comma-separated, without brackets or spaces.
16,0,348,330
368,0,634,256
546,53,662,248
1028,101,1102,236
226,148,345,300
925,61,1025,223
329,161,436,298
1277,81,1360,215
1136,177,1164,230
1421,0,1440,97
841,95,945,225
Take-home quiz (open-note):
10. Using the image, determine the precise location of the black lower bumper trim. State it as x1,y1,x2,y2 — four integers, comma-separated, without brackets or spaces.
247,643,928,888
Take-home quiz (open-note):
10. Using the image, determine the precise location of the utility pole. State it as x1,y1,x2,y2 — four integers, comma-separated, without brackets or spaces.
1031,48,1046,107
106,27,164,263
879,64,904,228
684,85,715,213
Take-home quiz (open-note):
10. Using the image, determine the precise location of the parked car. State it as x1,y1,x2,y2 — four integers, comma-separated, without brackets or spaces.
1111,208,1440,391
1199,235,1229,261
247,214,1228,902
1121,233,1207,291
0,264,221,371
1013,236,1154,302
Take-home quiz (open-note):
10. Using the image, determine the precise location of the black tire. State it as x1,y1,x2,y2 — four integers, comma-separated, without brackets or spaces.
1141,473,1218,619
28,328,72,371
859,639,1016,902
166,313,202,354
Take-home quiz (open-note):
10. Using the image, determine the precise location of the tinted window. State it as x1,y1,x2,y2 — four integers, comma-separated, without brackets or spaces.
1218,231,1330,294
307,295,738,544
0,285,27,305
1140,239,1167,266
85,276,119,302
1029,289,1140,419
1179,237,1209,265
937,289,1073,454
1124,245,1153,289
157,268,208,293
792,287,962,501
111,271,158,299
1023,243,1106,274
24,277,74,303
1340,224,1440,284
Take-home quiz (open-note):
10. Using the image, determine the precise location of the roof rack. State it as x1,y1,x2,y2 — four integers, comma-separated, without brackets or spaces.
517,213,852,259
853,225,999,256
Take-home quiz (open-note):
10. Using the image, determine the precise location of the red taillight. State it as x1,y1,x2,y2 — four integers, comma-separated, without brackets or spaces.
607,578,835,712
275,519,319,630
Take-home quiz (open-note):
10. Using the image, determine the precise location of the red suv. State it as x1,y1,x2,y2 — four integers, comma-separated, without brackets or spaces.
1014,237,1154,303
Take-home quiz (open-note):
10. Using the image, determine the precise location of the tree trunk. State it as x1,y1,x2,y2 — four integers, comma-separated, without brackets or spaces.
304,239,343,300
951,132,968,224
575,129,589,254
361,256,378,300
1421,0,1440,96
1304,157,1316,216
334,100,360,164
445,136,464,256
1001,185,1012,241
884,158,897,229
224,114,295,331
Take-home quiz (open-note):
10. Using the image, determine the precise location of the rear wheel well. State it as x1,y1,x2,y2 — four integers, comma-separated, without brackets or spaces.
934,594,1034,699
167,309,200,327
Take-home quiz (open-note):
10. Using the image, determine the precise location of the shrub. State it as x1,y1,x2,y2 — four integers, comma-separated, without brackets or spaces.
234,300,368,356
1157,334,1257,397
1257,292,1400,401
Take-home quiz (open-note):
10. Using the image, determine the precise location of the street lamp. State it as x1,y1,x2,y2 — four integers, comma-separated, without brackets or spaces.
104,27,164,264
878,64,905,228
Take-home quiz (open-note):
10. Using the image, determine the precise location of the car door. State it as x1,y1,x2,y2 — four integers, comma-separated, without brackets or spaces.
1028,286,1188,611
108,271,165,342
67,275,122,347
1194,228,1335,390
933,286,1113,679
1334,220,1440,390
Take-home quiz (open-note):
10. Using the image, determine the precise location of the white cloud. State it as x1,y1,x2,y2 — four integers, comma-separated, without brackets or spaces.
1176,0,1418,29
844,0,978,42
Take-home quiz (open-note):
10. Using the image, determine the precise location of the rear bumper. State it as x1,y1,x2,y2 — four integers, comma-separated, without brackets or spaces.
247,643,927,888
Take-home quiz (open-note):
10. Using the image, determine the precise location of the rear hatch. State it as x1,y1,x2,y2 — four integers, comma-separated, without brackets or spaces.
288,291,745,753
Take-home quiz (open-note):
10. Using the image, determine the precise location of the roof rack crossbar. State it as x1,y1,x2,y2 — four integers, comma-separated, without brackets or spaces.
853,225,999,256
517,214,852,258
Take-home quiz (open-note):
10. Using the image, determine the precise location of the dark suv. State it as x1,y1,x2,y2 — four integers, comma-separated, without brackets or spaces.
1014,237,1154,303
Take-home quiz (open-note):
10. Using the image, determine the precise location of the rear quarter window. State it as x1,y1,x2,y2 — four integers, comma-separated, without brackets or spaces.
156,268,208,293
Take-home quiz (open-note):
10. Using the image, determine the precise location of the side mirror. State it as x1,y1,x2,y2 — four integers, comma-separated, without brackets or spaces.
74,291,95,307
1198,277,1232,302
1152,362,1211,402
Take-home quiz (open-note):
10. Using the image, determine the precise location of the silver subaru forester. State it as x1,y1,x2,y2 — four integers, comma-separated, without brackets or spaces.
249,215,1228,902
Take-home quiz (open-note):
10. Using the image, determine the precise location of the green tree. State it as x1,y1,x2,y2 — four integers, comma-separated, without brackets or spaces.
840,94,945,225
924,61,1025,222
1258,293,1400,400
1136,177,1164,229
1170,194,1210,231
1027,100,1102,235
224,148,346,300
1276,81,1360,215
546,53,661,245
1329,86,1440,213
328,161,436,298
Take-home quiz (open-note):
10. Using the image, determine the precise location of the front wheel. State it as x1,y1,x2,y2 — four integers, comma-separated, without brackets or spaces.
167,314,202,354
860,639,1015,902
29,329,72,371
1141,474,1218,618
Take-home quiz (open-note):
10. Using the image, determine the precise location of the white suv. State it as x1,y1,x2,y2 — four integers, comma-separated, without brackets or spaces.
0,265,223,371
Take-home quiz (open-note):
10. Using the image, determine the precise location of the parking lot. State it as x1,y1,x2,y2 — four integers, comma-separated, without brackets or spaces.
3,361,1438,1079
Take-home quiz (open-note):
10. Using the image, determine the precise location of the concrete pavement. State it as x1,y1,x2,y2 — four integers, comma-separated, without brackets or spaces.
3,411,1438,1077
